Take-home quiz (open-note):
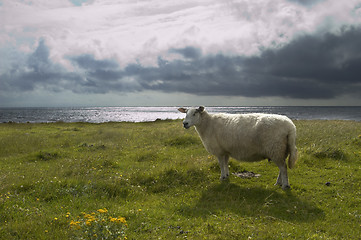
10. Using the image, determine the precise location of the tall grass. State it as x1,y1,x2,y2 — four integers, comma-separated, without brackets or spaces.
0,120,360,239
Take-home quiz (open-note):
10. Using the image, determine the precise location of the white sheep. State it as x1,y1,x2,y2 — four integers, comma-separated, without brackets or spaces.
178,106,298,189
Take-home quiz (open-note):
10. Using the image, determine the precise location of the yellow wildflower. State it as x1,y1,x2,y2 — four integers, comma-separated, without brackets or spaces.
109,216,127,224
70,220,80,226
84,213,96,221
97,208,108,213
118,217,126,224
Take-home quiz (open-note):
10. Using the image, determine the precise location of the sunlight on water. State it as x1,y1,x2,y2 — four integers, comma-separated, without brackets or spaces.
1,106,361,123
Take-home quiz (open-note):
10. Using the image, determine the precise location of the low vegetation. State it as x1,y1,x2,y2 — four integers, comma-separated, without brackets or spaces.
0,120,360,239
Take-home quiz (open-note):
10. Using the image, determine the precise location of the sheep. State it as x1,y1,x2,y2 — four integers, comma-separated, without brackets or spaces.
178,106,298,189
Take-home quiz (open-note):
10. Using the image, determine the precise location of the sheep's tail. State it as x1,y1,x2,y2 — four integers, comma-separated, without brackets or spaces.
287,127,298,169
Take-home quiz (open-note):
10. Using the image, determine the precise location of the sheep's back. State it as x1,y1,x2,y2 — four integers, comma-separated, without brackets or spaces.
205,113,294,160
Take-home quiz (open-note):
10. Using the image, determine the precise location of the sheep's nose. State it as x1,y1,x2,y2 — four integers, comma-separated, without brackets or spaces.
183,122,189,129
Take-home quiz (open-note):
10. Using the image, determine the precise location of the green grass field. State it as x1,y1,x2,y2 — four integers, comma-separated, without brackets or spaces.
0,120,360,239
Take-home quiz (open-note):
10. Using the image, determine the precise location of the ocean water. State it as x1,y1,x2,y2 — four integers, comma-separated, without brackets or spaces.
0,106,360,123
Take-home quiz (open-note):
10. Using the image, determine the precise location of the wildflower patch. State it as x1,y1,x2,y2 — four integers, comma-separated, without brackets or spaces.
69,208,127,239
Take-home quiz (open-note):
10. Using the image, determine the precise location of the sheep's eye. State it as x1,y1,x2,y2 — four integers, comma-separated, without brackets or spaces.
193,113,196,116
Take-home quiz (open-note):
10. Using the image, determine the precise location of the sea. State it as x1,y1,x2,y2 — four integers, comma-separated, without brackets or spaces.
0,106,361,123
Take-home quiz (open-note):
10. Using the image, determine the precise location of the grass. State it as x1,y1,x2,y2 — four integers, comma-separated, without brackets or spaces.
0,120,360,239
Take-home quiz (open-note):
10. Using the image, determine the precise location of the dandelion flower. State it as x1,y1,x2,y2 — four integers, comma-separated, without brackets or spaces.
118,217,126,224
97,208,108,213
109,216,127,224
69,220,81,229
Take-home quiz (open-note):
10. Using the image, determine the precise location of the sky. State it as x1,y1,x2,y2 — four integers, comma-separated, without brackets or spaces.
1,0,361,107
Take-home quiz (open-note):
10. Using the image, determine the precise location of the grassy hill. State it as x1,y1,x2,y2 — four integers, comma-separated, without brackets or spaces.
0,120,360,239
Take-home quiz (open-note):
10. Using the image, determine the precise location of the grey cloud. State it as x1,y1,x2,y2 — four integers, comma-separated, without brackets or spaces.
252,26,361,86
0,39,75,92
2,26,361,101
287,0,326,7
0,42,137,94
169,47,202,59
69,54,119,70
136,27,361,99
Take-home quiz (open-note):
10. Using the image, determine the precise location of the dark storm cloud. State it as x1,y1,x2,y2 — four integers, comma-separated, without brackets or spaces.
2,27,361,100
0,41,134,94
137,27,361,99
69,54,119,70
255,27,361,83
0,39,80,92
249,26,361,98
134,26,361,99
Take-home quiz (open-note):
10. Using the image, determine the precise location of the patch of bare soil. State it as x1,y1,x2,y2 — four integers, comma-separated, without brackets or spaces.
232,171,261,178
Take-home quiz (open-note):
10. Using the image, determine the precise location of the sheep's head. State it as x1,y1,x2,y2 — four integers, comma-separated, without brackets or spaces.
178,106,205,129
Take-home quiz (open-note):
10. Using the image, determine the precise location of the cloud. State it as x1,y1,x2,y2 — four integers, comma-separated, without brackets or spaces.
69,54,119,70
100,26,361,100
1,0,361,106
169,47,202,60
287,0,326,7
256,26,361,85
3,25,361,102
0,39,80,92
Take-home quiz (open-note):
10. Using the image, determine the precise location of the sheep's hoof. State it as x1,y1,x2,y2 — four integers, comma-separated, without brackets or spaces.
282,185,291,190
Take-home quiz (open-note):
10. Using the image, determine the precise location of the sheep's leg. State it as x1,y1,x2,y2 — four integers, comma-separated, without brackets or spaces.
274,160,290,189
275,171,283,186
218,155,229,180
224,155,229,178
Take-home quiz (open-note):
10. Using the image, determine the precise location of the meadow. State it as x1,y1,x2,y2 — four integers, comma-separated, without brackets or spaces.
0,119,360,239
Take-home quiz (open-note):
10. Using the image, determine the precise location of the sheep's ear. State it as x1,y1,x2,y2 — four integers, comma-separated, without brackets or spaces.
197,106,205,113
178,107,187,113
